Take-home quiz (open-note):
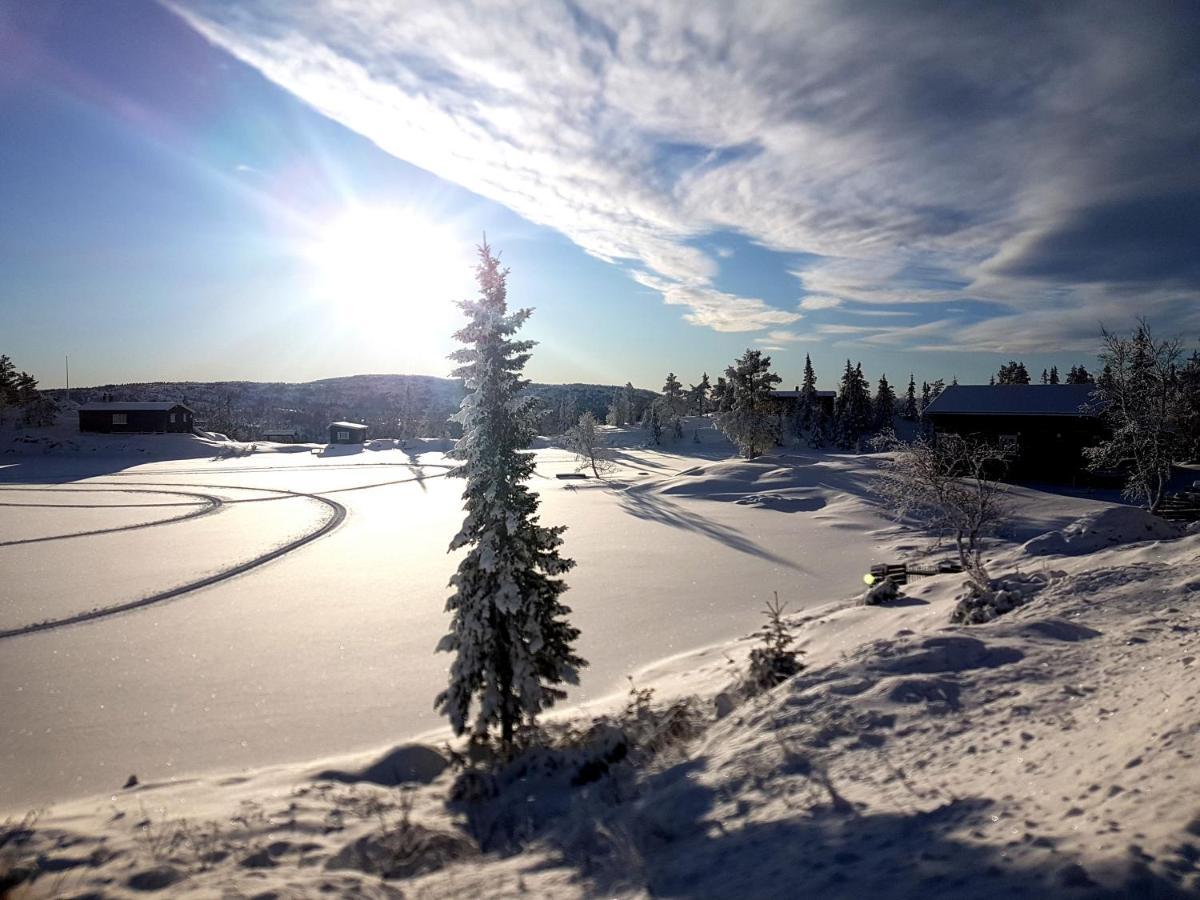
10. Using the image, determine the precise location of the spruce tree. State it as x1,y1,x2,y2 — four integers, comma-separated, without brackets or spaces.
799,354,819,432
873,373,897,433
903,374,918,421
436,241,584,747
921,380,932,412
1049,365,1060,385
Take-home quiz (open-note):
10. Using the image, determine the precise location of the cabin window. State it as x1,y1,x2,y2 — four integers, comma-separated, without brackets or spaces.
337,430,350,441
170,413,176,423
112,413,127,425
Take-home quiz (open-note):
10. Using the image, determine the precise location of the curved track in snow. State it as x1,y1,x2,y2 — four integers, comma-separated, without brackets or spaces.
0,481,345,641
0,463,456,640
0,487,223,547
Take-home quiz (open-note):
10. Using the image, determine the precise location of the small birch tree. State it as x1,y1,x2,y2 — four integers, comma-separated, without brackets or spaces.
565,410,612,477
436,241,585,748
1084,321,1184,512
873,433,1012,583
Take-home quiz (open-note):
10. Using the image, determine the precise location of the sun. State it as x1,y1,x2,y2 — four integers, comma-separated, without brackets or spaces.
308,206,473,333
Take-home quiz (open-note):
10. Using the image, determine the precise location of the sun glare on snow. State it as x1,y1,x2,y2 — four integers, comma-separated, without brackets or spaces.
309,207,472,336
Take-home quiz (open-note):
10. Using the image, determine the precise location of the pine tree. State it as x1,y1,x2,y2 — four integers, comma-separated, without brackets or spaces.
903,373,918,421
996,361,1031,384
662,373,686,417
688,372,711,415
623,382,639,423
436,241,584,747
712,376,731,412
1066,365,1094,385
714,349,781,458
1049,365,1060,385
1041,368,1050,384
921,380,932,412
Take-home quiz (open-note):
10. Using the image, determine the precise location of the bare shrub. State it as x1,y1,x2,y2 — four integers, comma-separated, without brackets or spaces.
873,432,1011,584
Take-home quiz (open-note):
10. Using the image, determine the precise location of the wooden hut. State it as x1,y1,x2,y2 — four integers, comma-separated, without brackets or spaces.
78,401,194,434
922,384,1107,481
328,421,368,444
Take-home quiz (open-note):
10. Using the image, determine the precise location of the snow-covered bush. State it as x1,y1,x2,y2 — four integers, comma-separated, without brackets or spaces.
861,578,901,606
950,572,1048,624
747,593,804,690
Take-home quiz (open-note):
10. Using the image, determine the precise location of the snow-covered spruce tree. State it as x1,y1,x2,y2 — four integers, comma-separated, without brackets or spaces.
688,372,711,416
798,353,819,435
873,373,897,433
833,360,873,449
903,373,919,421
715,348,781,458
436,242,584,748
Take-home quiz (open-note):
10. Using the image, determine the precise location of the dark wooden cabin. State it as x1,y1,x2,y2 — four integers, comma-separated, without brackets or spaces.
328,421,369,444
78,401,194,434
769,388,836,419
922,384,1107,482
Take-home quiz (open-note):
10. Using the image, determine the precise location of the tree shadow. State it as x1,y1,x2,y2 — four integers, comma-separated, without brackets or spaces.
617,488,808,572
535,755,1191,899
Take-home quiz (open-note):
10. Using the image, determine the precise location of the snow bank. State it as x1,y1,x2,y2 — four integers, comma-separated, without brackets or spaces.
1023,505,1181,555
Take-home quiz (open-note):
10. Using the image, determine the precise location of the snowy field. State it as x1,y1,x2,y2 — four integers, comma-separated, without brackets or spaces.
6,423,1200,897
0,418,1013,812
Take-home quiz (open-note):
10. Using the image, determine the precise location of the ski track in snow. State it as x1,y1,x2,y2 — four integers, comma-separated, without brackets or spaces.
0,463,454,640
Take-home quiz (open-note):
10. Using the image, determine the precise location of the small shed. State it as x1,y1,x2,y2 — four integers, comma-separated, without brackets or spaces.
922,384,1107,481
261,428,302,443
79,401,194,434
328,421,369,444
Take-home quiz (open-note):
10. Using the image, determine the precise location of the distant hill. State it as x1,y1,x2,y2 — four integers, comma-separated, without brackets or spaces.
44,374,658,440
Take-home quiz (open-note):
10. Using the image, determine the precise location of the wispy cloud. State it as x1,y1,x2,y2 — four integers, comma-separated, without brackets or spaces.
173,0,1200,349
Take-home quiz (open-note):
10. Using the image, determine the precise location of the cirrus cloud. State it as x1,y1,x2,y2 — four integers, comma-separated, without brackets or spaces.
171,0,1200,349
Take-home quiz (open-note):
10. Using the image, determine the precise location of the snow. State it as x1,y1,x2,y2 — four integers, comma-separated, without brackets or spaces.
1022,504,1182,555
2,417,1198,896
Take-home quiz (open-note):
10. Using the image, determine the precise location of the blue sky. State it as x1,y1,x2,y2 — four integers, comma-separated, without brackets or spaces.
2,1,1198,393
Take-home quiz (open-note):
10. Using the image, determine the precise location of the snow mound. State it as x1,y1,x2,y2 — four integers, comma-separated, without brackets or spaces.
1023,506,1180,556
648,456,822,499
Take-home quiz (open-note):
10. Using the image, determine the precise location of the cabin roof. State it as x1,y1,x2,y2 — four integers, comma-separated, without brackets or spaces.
78,401,193,413
329,421,369,430
770,389,836,398
923,384,1101,417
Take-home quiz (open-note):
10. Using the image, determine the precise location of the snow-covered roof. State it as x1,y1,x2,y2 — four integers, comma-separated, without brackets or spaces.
78,401,193,413
923,384,1101,417
329,421,368,430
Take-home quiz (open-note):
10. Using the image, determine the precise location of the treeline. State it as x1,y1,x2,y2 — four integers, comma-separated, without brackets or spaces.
990,360,1096,385
45,374,656,441
0,355,56,426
